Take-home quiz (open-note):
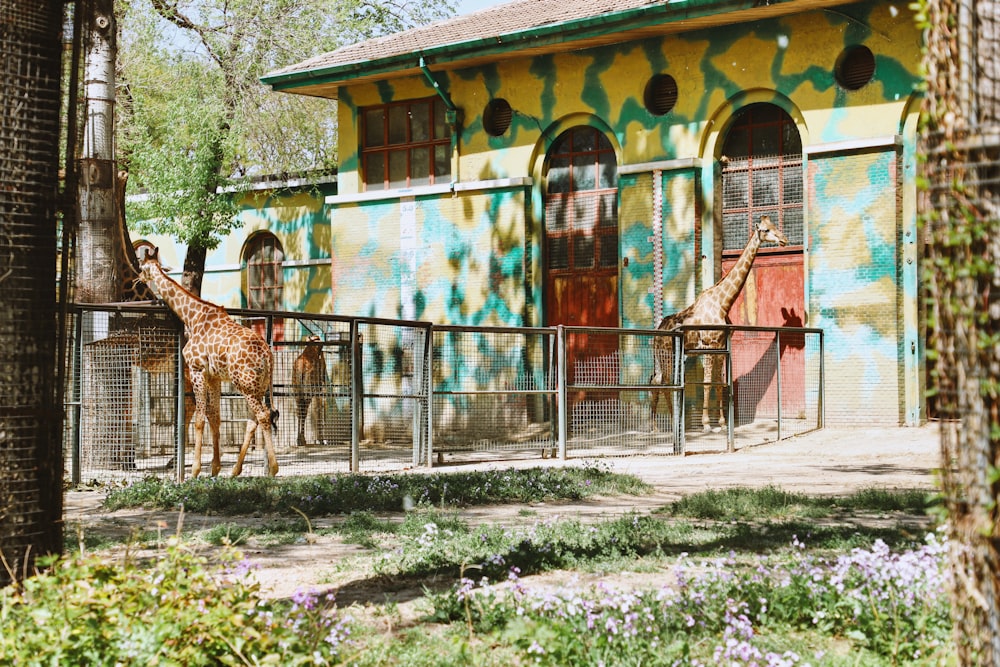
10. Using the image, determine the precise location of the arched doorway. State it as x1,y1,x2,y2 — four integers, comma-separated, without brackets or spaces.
244,232,285,341
718,102,805,421
543,126,619,328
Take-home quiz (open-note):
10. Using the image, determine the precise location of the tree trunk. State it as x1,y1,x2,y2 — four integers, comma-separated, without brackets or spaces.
922,0,1000,662
74,0,120,304
0,0,65,586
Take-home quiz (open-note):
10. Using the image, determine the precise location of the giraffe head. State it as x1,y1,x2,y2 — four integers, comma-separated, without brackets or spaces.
755,215,789,247
136,246,170,299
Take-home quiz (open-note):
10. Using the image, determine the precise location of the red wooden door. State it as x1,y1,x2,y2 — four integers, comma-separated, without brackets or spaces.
719,104,805,422
543,127,619,384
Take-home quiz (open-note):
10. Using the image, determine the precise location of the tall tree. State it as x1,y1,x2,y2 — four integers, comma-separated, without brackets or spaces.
117,0,453,294
920,0,1000,662
0,0,64,586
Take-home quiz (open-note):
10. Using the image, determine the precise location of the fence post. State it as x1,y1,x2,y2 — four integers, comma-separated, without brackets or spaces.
556,325,567,459
425,326,434,467
775,330,783,443
674,333,685,456
726,330,735,453
350,320,361,473
71,310,83,485
175,326,185,483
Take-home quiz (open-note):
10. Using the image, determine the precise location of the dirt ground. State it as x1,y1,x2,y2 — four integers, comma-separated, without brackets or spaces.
63,423,942,603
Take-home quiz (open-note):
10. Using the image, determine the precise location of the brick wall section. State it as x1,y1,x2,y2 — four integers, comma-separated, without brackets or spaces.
808,149,903,425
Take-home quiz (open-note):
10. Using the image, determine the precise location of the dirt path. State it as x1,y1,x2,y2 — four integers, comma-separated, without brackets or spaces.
64,424,941,601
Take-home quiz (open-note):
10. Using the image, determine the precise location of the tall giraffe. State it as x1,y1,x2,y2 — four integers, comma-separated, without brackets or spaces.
651,215,788,431
137,246,280,477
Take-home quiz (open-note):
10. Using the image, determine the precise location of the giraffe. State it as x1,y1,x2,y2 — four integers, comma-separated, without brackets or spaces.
650,215,788,432
137,246,280,477
292,334,329,447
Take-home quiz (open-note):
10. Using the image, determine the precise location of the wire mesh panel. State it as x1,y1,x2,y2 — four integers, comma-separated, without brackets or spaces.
356,319,431,472
432,326,557,462
269,317,354,476
677,325,823,452
563,327,683,456
69,307,185,482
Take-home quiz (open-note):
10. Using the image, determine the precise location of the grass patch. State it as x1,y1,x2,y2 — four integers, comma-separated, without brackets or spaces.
103,462,650,516
662,485,933,521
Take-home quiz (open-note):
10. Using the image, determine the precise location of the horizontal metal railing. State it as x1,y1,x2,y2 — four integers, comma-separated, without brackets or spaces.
63,303,823,482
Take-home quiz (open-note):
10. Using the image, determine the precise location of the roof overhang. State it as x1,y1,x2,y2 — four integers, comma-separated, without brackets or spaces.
262,0,865,100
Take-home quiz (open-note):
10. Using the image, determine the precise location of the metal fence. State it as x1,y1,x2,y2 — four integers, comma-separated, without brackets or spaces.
64,304,822,483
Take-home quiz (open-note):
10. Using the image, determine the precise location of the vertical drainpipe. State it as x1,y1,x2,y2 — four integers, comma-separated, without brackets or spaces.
420,57,461,186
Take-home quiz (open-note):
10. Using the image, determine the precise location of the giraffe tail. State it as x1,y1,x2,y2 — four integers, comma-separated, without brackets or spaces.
267,403,279,433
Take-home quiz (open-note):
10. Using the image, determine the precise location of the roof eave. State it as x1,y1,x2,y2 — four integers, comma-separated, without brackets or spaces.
261,0,861,98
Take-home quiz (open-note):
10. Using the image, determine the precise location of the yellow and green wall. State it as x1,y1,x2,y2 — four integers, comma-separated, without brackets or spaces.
153,0,926,425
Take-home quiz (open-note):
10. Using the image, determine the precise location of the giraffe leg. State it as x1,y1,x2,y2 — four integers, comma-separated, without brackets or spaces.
189,371,208,478
717,356,727,432
205,376,222,477
702,356,714,432
295,395,308,447
233,395,278,477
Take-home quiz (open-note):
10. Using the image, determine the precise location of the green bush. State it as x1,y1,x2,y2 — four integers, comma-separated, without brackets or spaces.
0,542,351,666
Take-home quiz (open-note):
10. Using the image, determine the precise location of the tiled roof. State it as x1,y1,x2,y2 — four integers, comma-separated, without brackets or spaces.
265,0,665,79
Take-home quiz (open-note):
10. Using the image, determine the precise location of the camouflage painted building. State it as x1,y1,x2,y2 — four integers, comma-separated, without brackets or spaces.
232,0,921,426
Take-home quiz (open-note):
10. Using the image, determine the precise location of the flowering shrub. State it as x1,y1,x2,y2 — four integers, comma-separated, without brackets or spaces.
427,534,952,666
0,542,351,666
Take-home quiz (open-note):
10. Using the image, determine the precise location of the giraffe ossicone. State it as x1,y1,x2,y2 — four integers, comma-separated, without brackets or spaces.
138,246,280,477
651,215,789,432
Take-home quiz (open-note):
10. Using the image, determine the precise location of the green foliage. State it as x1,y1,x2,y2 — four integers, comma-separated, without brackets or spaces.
116,0,455,256
103,463,651,514
424,535,952,666
0,543,350,666
664,485,932,521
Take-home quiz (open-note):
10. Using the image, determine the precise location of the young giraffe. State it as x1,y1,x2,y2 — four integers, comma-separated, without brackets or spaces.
137,246,280,477
651,215,788,431
292,335,329,447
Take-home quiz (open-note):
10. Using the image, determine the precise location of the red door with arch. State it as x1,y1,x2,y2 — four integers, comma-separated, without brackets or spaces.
543,126,619,385
719,104,805,420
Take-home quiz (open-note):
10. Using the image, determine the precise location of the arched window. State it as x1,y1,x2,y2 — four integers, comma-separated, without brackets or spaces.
720,103,803,256
244,233,284,311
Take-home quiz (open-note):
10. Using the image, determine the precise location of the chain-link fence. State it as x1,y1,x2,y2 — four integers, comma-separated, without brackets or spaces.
64,304,822,483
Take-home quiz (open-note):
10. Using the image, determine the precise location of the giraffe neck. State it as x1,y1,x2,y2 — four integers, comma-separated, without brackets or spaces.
712,230,762,315
147,264,216,327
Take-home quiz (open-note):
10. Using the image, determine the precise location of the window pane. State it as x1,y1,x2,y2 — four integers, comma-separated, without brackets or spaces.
364,108,385,147
722,169,748,210
411,146,430,186
723,126,749,158
410,102,430,142
782,163,803,204
574,194,597,231
782,208,804,246
547,156,570,194
571,154,596,191
548,236,569,269
752,167,779,207
575,128,596,152
599,234,618,267
388,106,408,145
546,198,569,230
573,234,594,268
598,151,617,189
723,212,748,251
365,152,385,190
782,122,802,153
751,125,780,157
388,150,408,189
434,144,450,180
434,100,448,139
598,193,617,227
